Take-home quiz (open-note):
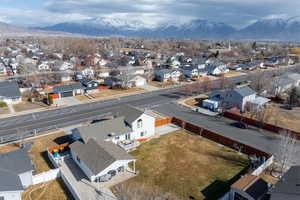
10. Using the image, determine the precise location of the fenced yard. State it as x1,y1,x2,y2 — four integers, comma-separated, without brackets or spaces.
113,130,249,200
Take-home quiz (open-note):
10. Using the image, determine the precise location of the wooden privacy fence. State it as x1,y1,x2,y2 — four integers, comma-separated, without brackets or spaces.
155,118,173,127
224,111,300,139
171,117,271,158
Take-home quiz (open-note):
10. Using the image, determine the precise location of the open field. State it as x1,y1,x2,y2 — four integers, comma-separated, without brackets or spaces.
114,130,249,200
13,102,44,112
0,131,68,173
243,103,300,132
22,178,72,200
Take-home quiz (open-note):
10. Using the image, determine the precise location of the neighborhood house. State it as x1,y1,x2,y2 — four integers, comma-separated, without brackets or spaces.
0,143,34,200
0,81,22,104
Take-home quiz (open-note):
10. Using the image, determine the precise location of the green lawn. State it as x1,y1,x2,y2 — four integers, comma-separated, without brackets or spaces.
114,130,249,200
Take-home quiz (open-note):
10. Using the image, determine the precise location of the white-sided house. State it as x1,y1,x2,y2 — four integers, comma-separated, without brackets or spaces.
38,62,50,71
209,86,270,112
0,81,22,104
155,69,182,82
70,139,136,182
182,67,199,78
206,61,229,76
0,143,34,200
72,105,155,150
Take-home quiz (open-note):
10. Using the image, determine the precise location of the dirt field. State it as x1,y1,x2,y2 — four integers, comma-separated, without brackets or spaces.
115,130,249,200
22,178,72,200
0,131,68,173
13,102,44,112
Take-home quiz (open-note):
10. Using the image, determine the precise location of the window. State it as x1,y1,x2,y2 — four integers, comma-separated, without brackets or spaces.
94,83,98,87
125,133,131,140
137,119,143,128
140,132,144,137
234,193,248,200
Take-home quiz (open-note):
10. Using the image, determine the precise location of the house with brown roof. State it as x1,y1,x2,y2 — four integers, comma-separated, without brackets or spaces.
230,174,269,200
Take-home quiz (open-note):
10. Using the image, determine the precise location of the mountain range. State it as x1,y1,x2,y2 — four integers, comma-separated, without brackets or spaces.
2,17,300,41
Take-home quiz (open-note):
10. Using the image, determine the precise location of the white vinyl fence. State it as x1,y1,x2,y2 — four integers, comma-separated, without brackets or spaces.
251,155,274,176
32,169,60,185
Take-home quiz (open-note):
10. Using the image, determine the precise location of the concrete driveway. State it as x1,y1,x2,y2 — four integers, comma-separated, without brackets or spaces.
55,97,83,107
139,84,160,91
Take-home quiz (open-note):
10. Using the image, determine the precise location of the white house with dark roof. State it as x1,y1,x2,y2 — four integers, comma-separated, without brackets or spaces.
70,139,135,182
206,86,270,112
72,105,155,150
0,143,34,200
0,81,22,104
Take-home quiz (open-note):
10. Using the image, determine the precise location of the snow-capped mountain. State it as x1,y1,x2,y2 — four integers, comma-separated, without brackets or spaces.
38,18,237,39
237,17,300,41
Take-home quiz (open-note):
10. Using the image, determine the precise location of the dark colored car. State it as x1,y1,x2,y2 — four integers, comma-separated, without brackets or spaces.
232,122,249,129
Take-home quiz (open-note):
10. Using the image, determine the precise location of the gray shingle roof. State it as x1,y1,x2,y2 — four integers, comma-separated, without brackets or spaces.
77,117,132,143
70,139,134,175
0,170,23,192
270,166,300,200
0,81,21,99
116,105,144,124
233,86,256,97
0,147,34,174
53,83,84,93
0,144,33,192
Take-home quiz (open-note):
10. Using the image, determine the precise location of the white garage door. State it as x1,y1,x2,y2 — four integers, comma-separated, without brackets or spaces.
135,79,145,86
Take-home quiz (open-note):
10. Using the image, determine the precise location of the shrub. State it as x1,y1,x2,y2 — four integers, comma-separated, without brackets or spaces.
0,102,7,108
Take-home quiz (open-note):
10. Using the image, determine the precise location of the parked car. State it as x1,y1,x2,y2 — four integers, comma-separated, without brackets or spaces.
232,122,249,129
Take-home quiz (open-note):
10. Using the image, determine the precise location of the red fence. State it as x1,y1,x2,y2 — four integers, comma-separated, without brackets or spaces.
224,111,300,139
171,117,271,158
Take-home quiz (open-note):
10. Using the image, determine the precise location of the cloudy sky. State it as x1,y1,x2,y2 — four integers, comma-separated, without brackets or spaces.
0,0,300,28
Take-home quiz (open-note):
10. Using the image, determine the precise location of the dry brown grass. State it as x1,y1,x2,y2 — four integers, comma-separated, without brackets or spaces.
22,178,72,200
117,130,249,200
0,107,10,115
224,71,243,77
90,88,144,99
0,131,68,173
148,81,176,87
13,102,44,112
243,103,300,132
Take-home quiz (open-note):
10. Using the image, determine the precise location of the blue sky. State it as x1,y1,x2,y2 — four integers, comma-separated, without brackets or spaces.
0,0,299,28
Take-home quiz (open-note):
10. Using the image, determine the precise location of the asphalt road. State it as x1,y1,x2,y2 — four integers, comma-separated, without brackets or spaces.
0,66,299,159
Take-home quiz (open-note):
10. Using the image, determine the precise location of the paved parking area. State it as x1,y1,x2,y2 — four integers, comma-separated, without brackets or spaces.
155,124,181,136
60,158,117,200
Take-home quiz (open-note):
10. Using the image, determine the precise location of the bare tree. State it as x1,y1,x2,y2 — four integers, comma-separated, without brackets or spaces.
276,131,299,176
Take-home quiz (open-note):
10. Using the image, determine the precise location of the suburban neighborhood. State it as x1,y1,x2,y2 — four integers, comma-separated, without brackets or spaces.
1,4,300,200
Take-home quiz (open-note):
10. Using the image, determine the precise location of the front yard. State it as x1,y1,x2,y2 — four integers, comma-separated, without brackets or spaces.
113,130,249,200
13,102,45,113
75,88,145,103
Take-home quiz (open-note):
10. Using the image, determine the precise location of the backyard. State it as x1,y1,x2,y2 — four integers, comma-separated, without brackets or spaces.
114,130,249,200
0,131,69,173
